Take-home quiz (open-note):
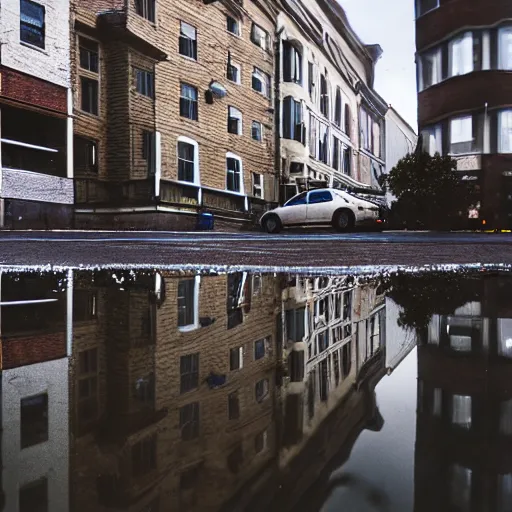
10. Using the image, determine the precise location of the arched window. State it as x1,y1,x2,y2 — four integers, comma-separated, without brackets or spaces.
335,87,342,127
320,74,329,119
282,96,304,144
283,40,303,84
344,104,351,137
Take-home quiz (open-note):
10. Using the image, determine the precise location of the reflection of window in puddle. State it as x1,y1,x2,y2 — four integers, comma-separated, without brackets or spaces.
447,317,474,352
500,399,512,435
498,473,512,512
451,394,472,430
498,319,512,358
450,464,472,512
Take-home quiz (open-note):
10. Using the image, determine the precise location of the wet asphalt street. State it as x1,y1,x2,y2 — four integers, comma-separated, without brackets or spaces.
1,230,512,269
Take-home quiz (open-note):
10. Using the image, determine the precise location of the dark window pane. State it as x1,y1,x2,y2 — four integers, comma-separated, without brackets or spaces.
255,379,269,402
309,190,332,204
132,435,157,477
178,279,195,326
179,22,197,60
135,69,154,98
180,353,199,394
180,402,199,440
227,16,239,34
254,339,265,360
226,157,241,192
74,136,98,174
135,0,155,22
228,391,240,419
21,393,48,449
180,83,198,120
20,478,48,512
178,141,195,182
79,37,99,72
80,77,98,115
20,0,45,49
230,347,241,370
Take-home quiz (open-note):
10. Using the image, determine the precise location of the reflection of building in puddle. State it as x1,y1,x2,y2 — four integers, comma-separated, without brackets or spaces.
0,271,71,512
416,276,512,512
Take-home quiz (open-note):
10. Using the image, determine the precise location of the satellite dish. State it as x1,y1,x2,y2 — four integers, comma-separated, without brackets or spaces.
209,81,227,98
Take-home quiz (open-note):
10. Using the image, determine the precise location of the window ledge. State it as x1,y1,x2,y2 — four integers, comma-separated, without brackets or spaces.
179,54,198,63
76,109,100,119
179,324,199,333
20,41,47,55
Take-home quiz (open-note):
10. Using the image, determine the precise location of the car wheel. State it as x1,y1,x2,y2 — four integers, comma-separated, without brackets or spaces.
263,214,282,234
333,209,354,232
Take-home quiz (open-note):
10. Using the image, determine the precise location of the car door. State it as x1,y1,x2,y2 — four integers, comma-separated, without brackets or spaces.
306,190,335,223
278,191,308,225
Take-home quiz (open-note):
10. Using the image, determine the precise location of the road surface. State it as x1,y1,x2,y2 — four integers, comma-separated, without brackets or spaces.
1,230,512,270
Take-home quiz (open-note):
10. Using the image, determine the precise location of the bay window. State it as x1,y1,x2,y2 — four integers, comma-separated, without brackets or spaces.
499,27,512,70
421,124,442,156
419,47,442,90
450,116,473,154
283,41,302,84
498,110,512,154
449,32,473,77
282,96,304,143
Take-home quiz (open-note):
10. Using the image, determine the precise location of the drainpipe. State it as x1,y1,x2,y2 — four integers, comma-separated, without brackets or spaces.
275,27,285,206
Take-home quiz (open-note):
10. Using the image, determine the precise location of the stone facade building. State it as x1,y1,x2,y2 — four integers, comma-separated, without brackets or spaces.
0,0,74,229
415,0,512,229
72,0,279,230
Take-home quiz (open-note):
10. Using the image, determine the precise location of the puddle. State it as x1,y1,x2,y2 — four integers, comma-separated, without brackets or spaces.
2,267,511,511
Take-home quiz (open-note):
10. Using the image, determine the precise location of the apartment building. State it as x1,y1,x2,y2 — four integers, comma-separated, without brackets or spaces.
415,0,512,229
275,0,388,202
72,0,279,230
0,0,74,229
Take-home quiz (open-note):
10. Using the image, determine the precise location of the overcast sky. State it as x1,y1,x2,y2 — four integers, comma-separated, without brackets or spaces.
340,0,418,130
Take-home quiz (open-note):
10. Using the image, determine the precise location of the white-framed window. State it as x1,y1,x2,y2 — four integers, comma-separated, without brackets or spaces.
450,115,473,154
499,110,512,154
20,0,45,49
421,124,443,155
179,21,197,60
229,346,244,370
419,47,442,90
177,136,199,184
226,15,240,36
180,83,198,120
283,40,302,84
226,152,243,193
449,31,473,77
251,23,269,50
499,27,512,70
135,0,155,23
252,67,271,97
251,121,263,142
252,172,263,198
178,276,200,331
227,59,241,84
228,106,242,135
416,0,439,18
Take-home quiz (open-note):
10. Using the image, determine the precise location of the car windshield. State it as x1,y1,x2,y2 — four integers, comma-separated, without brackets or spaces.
284,192,308,206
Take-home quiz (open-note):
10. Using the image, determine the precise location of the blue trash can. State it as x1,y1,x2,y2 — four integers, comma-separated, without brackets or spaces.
196,212,214,230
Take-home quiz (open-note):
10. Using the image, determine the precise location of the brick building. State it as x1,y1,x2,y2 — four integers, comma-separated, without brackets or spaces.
0,0,74,228
275,0,388,202
416,0,512,229
71,0,279,230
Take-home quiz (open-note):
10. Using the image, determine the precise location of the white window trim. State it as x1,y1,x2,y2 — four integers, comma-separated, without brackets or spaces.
176,135,201,186
252,172,264,199
226,151,245,195
418,47,442,91
178,275,201,332
228,106,243,135
251,121,263,142
227,61,241,85
416,0,440,19
226,15,241,37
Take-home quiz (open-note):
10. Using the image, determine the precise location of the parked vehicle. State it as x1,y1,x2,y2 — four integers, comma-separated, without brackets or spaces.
260,188,386,233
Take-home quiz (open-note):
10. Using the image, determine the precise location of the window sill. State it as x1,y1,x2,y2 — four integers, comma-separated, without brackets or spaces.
227,30,242,39
179,115,198,122
227,79,241,86
76,109,100,119
179,54,198,63
20,41,47,55
179,324,199,333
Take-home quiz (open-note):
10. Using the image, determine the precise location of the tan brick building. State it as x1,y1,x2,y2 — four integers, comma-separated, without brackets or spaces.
71,0,279,230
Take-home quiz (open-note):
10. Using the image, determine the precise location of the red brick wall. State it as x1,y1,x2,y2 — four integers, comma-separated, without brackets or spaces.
0,67,67,114
2,332,67,369
416,0,512,50
418,71,512,126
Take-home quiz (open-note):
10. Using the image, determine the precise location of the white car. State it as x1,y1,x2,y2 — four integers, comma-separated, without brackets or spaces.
260,188,385,233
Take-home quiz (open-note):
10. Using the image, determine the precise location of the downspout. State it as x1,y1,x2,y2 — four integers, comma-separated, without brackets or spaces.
275,26,285,206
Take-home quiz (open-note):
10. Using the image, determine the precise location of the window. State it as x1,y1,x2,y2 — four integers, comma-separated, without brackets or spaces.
498,319,512,358
180,402,199,440
80,77,98,115
342,147,351,175
227,16,240,35
74,290,97,321
77,348,98,422
177,140,197,183
308,61,316,101
342,342,351,377
227,60,241,84
228,106,242,135
282,97,304,143
251,23,268,50
334,87,342,127
255,378,269,402
285,192,307,207
451,394,472,429
228,391,240,420
254,430,268,454
283,41,302,84
499,27,512,70
74,136,98,173
20,0,45,49
135,0,155,22
499,110,512,153
309,190,332,204
500,399,512,435
180,83,198,120
360,108,372,152
179,22,197,60
254,338,267,359
21,393,48,448
252,173,263,198
134,373,155,406
252,68,271,97
286,307,305,341
135,68,154,98
226,155,242,192
230,346,243,370
320,74,329,118
450,116,473,154
344,104,351,136
178,278,197,328
450,465,472,511
449,32,473,77
79,37,99,72
227,444,244,473
142,130,156,175
416,0,439,17
343,291,352,320
419,47,442,90
132,435,156,477
318,123,328,164
309,113,318,157
498,474,512,512
421,124,443,155
20,478,48,512
180,353,199,394
333,137,340,171
252,121,263,142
